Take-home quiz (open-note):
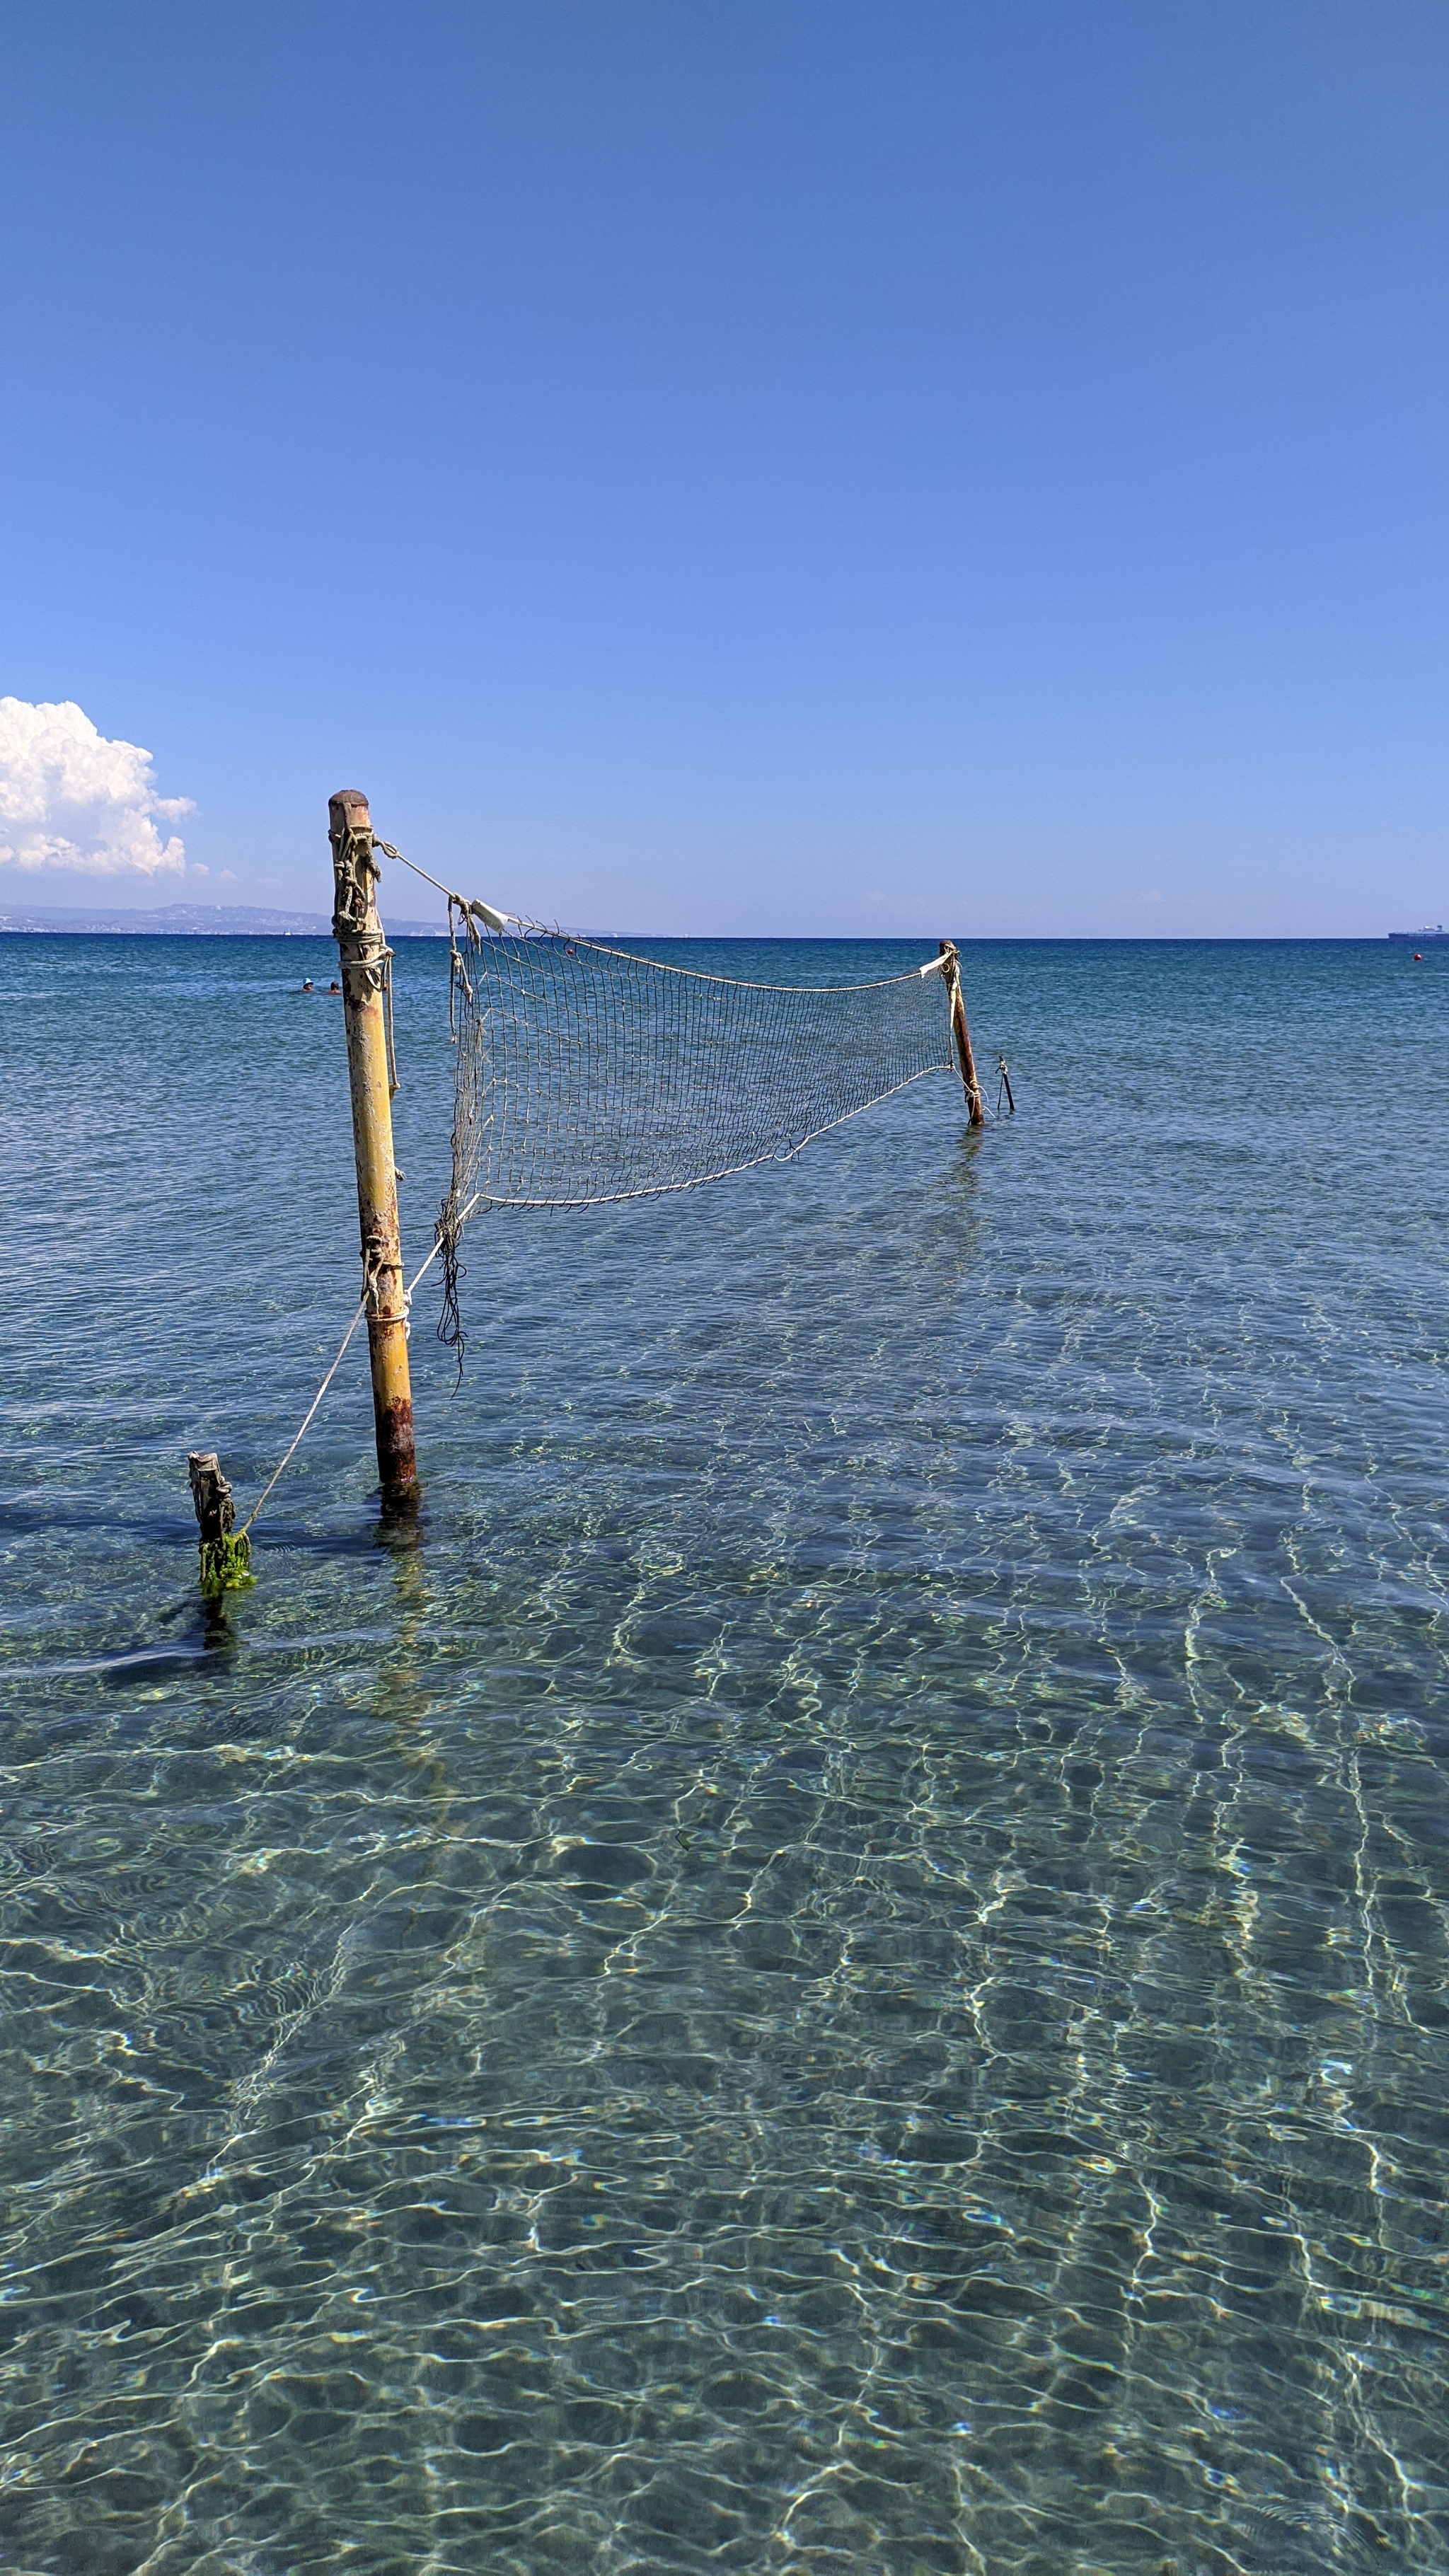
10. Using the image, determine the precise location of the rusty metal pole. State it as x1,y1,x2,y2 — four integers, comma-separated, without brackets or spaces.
938,940,986,1128
329,790,418,1503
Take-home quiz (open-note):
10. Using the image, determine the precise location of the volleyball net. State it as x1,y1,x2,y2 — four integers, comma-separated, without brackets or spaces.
424,895,966,1361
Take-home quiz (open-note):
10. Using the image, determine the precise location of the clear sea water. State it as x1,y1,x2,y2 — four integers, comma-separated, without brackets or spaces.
1,931,1446,2576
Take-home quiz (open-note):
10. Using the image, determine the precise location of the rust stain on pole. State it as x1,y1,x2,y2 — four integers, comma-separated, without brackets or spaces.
330,789,418,1502
938,940,986,1128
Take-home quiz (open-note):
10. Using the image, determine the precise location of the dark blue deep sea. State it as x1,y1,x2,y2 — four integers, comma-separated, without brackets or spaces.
1,931,1446,2576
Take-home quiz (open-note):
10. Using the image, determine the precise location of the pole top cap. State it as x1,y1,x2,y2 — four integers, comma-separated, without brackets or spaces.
329,790,371,842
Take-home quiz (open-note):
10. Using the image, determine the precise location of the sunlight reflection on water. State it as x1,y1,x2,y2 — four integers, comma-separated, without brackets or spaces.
1,933,1446,2575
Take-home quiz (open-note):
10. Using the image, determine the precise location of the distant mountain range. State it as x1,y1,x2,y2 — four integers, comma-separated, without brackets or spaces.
0,901,448,937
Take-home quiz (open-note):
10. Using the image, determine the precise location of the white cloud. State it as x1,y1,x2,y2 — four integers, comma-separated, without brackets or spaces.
0,698,194,878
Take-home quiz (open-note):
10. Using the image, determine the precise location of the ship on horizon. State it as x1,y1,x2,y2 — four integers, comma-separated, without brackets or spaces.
1388,923,1448,944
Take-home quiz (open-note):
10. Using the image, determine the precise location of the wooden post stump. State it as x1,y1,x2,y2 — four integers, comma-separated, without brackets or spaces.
187,1451,254,1596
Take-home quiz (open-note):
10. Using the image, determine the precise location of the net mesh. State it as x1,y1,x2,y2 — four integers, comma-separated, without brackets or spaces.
435,916,958,1358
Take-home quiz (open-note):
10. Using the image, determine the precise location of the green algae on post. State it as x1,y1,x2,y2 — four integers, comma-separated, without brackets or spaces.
187,1450,256,1597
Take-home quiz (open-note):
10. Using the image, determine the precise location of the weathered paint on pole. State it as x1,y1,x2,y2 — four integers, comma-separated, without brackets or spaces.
329,790,418,1501
938,940,986,1127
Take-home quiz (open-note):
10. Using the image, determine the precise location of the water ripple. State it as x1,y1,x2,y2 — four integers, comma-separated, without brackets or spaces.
1,934,1446,2573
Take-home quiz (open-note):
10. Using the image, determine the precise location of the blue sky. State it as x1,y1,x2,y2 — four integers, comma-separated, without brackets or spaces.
2,0,1446,935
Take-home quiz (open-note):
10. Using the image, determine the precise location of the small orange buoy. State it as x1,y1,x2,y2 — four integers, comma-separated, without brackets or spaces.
1414,951,1424,961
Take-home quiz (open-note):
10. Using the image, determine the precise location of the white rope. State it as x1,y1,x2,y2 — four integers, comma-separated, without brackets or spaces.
237,1207,469,1539
371,837,513,931
238,1298,369,1537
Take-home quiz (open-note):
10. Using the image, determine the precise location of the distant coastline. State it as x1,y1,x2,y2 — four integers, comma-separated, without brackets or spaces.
0,901,448,937
1,908,1440,942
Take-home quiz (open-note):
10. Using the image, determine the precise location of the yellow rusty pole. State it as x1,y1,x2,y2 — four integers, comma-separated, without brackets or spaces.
329,789,418,1502
938,940,986,1128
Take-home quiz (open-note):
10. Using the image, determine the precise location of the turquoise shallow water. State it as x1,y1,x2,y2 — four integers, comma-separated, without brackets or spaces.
1,931,1446,2576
